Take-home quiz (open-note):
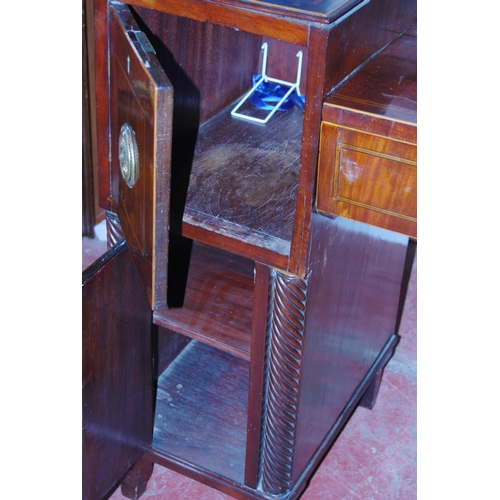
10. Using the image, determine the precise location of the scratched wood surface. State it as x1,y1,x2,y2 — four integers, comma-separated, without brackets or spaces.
185,104,303,245
152,340,249,482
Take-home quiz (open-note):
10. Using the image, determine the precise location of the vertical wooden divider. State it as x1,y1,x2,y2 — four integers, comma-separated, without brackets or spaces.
245,263,271,488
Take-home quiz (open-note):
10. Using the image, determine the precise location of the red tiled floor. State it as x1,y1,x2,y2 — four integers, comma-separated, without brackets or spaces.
83,235,107,270
84,238,416,500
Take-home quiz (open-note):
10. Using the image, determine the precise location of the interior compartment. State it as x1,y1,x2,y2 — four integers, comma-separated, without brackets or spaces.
131,6,307,259
152,339,250,483
154,240,255,360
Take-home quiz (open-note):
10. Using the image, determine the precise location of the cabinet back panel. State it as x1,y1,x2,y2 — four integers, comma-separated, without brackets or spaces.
132,7,263,126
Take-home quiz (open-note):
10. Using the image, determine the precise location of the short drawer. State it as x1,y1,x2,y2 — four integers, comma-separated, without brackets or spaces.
316,122,417,238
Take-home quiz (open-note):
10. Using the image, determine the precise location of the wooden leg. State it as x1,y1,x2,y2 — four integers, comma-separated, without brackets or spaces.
359,369,384,410
360,335,399,410
120,458,154,500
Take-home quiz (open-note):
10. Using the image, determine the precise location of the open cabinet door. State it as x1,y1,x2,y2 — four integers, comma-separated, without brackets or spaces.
110,2,173,309
82,241,153,500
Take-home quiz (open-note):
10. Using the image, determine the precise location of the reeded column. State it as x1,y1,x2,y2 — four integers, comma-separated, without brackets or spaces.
260,270,308,495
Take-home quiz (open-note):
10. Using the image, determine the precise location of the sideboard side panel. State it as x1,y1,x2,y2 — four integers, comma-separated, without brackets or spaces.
291,214,408,482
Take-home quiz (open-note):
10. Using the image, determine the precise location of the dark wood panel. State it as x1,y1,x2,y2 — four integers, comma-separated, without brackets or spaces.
317,123,417,238
245,263,272,487
129,0,310,44
155,326,192,380
289,25,329,276
222,0,363,23
94,0,113,211
153,242,255,359
322,105,417,144
110,3,174,309
131,7,263,126
287,334,399,499
185,103,303,244
151,340,249,482
323,23,417,141
291,214,408,483
82,241,153,500
83,0,95,238
324,0,416,95
318,26,417,237
180,208,290,270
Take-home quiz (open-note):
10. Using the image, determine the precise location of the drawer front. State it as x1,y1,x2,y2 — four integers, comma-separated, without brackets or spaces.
316,122,417,238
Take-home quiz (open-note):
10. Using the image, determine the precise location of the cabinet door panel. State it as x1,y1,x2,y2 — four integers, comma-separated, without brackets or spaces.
82,241,153,500
110,3,174,309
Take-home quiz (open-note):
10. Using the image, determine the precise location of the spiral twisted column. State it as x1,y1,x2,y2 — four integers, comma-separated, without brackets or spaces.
260,270,308,495
105,211,125,249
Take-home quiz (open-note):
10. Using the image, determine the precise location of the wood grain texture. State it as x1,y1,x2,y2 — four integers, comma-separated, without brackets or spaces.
324,0,416,94
245,263,272,488
317,123,417,237
83,0,96,238
131,7,263,126
129,8,302,265
94,0,113,211
89,2,419,499
129,0,310,44
110,3,174,309
323,24,417,128
284,333,400,500
185,103,303,246
82,241,153,500
152,340,249,483
154,242,254,359
289,0,415,275
289,25,329,277
219,0,364,23
180,209,290,270
322,24,416,143
260,271,308,495
145,336,401,500
318,27,417,238
291,214,408,483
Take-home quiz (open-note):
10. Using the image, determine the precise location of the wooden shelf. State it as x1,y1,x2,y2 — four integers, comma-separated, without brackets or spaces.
179,101,302,266
154,242,255,360
151,340,249,483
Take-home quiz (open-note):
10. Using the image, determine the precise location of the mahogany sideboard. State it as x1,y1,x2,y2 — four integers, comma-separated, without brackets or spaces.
82,1,417,498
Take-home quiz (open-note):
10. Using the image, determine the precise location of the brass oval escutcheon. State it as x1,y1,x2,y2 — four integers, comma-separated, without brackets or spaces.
118,123,139,188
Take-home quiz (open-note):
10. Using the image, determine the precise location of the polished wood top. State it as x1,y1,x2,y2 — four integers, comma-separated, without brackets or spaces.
324,24,417,129
219,0,363,23
132,0,363,25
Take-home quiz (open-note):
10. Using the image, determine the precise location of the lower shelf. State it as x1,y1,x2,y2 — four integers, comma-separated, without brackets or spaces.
154,241,255,360
152,340,250,484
